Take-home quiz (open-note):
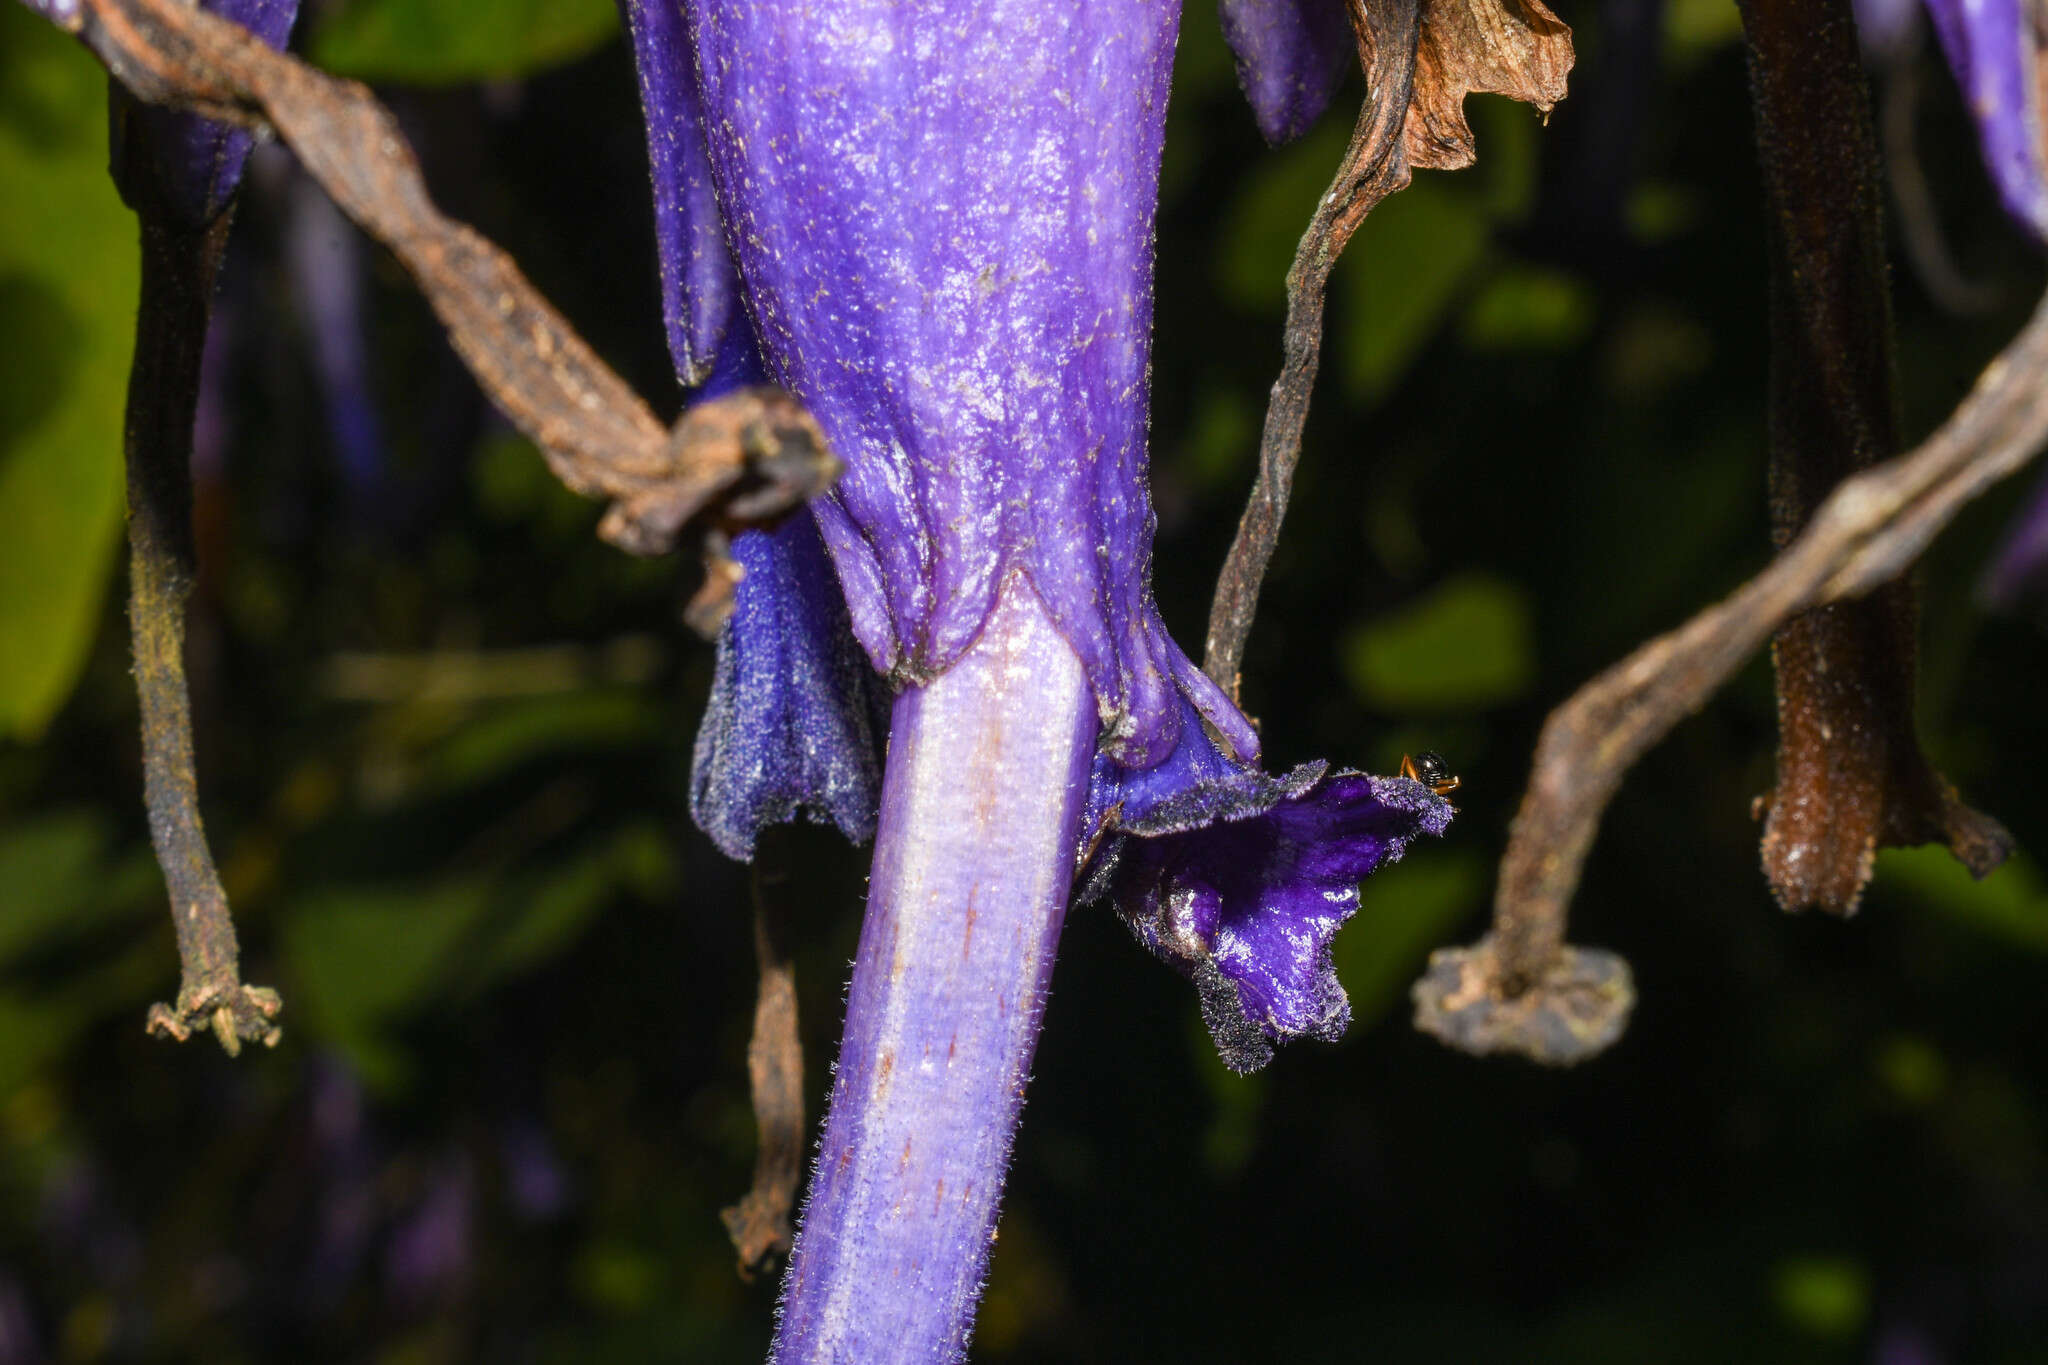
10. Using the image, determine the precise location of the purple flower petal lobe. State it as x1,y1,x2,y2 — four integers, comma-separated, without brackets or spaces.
690,506,887,860
1085,712,1454,1072
620,0,736,388
1923,0,2048,242
1219,0,1355,144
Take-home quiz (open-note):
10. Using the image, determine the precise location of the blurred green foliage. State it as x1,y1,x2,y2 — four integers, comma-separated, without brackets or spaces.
2,0,2047,1361
310,0,621,85
0,5,138,740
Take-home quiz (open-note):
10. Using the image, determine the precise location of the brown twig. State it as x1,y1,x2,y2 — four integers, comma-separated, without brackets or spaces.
1202,0,1422,702
1413,284,2048,1064
1744,0,2010,917
1202,0,1572,702
127,213,281,1055
721,829,805,1279
54,0,836,609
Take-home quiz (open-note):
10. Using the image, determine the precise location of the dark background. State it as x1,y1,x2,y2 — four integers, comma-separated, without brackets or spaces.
1,0,2045,1359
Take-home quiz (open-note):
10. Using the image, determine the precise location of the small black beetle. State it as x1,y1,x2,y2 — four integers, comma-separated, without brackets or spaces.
1398,750,1461,799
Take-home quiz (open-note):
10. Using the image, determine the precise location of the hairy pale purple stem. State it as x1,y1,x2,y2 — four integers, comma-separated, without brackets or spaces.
772,579,1096,1365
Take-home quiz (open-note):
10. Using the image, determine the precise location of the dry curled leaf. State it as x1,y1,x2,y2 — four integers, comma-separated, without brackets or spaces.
1402,0,1573,171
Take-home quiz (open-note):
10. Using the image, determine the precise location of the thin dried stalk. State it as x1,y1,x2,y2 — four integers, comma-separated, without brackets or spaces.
1203,0,1570,700
128,214,281,1054
720,830,805,1279
42,0,842,1052
1742,0,2009,916
1414,286,2048,1065
1202,0,1422,701
55,0,835,589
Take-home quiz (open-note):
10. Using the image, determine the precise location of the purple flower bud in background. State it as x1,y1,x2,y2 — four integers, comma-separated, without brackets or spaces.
1982,468,2048,611
1852,0,1923,65
1219,0,1356,144
1918,0,2048,242
106,0,300,231
383,1154,473,1314
285,169,389,511
0,1273,41,1365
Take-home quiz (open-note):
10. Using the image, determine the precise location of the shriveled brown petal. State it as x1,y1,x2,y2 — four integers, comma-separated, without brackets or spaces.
1402,0,1573,171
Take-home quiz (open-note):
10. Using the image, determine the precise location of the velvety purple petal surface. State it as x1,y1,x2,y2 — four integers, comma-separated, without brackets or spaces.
1218,0,1354,144
1923,0,2048,242
1982,466,2048,610
1083,712,1453,1072
620,0,736,388
690,0,1259,770
108,0,298,230
690,506,887,860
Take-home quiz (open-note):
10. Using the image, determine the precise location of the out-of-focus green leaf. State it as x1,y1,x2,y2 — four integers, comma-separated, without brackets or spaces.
1461,265,1596,352
423,690,663,792
1335,178,1491,401
466,823,671,988
0,8,139,739
1665,0,1745,66
1771,1256,1869,1340
0,989,82,1100
1215,121,1353,315
0,813,154,969
281,877,495,1087
1333,848,1488,1028
1875,846,2048,952
283,824,667,1085
310,0,621,86
1342,572,1536,713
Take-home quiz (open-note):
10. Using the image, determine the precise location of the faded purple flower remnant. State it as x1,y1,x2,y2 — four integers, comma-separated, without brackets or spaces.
1921,0,2048,241
1220,0,1355,143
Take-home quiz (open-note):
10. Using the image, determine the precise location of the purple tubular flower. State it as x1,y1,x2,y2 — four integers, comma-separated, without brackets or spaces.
629,2,1454,1356
1921,0,2048,242
692,0,1257,774
1219,0,1356,144
107,0,299,230
620,0,736,387
1082,708,1454,1072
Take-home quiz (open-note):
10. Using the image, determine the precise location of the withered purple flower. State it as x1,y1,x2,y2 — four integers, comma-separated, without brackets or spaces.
625,1,1451,1356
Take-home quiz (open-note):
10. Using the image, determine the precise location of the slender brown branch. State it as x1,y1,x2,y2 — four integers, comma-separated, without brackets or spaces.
127,214,281,1056
1743,0,2010,918
721,828,805,1279
1414,285,2048,1064
1202,0,1421,703
53,0,836,625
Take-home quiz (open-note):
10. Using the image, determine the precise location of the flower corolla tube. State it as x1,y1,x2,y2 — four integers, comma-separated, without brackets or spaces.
620,0,1451,1357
